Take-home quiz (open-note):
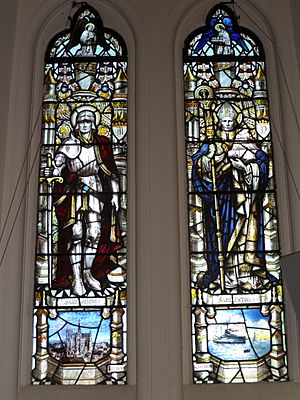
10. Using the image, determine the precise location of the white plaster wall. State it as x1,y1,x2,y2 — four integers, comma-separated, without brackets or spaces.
0,1,300,400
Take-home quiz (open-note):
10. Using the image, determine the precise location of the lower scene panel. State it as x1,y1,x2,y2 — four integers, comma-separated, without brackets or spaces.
32,307,127,385
192,302,288,383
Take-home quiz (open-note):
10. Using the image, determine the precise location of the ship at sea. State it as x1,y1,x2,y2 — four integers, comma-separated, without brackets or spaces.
213,328,246,344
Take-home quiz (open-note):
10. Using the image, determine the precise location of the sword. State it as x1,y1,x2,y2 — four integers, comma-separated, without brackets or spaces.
40,154,63,285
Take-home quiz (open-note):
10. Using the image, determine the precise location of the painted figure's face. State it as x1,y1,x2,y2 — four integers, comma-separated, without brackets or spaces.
76,111,95,135
78,118,93,134
220,117,235,131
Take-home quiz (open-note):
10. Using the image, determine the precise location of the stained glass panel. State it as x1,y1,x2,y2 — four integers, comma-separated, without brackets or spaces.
183,4,287,383
32,5,128,385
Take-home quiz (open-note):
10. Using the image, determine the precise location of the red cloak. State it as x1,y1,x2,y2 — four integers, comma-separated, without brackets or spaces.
52,135,123,290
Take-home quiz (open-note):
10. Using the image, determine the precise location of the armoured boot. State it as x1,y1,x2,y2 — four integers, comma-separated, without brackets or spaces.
72,262,86,296
83,269,102,291
83,251,102,291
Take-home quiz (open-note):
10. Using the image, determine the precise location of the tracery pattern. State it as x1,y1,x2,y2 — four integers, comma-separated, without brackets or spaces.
183,4,287,383
32,5,128,385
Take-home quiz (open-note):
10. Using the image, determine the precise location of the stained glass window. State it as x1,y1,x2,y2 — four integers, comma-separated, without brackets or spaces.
183,4,287,383
32,4,128,385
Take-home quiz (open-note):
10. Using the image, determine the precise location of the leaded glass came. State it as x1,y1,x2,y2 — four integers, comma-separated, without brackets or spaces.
183,4,287,383
32,4,128,385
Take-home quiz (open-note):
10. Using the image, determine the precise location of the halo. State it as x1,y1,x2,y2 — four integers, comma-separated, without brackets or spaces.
195,85,214,110
215,23,225,31
85,22,95,31
195,85,214,100
71,105,100,128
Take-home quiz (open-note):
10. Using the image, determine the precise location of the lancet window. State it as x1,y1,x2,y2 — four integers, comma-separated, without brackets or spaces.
183,4,287,383
32,4,128,385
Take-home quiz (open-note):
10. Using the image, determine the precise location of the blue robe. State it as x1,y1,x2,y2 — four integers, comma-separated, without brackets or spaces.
191,142,269,287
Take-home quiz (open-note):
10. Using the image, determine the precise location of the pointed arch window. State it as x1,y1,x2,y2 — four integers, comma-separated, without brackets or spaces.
32,4,128,385
183,4,287,383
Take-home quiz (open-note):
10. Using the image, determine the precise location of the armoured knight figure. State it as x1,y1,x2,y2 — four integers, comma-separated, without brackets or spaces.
52,106,122,296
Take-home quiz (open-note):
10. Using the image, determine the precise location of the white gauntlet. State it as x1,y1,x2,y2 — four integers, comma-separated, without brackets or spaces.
52,153,66,176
